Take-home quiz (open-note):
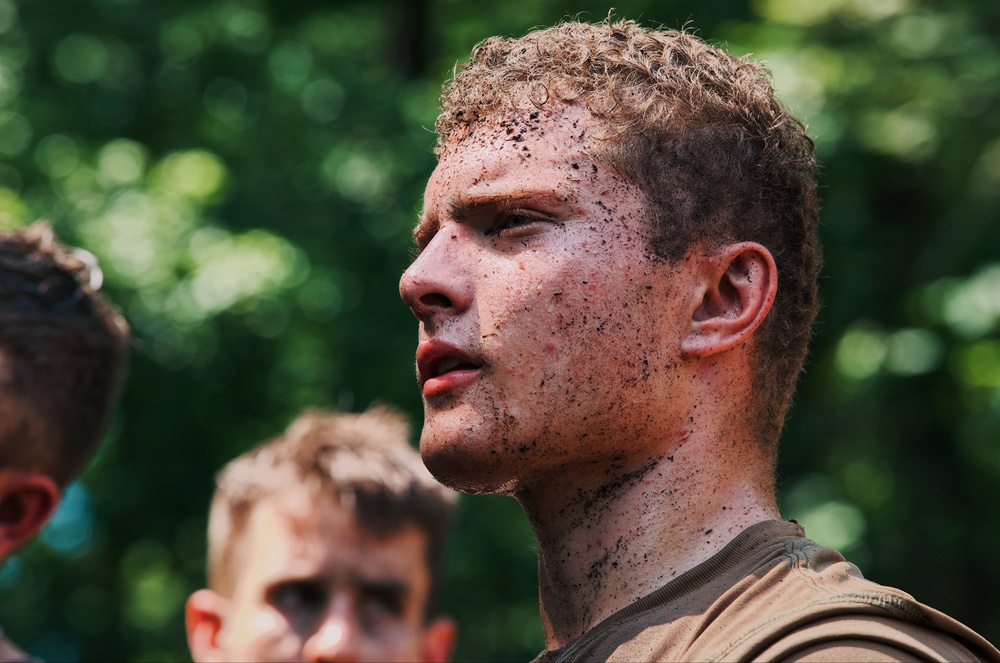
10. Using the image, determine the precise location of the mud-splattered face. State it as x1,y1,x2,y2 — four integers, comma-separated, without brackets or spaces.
400,104,699,494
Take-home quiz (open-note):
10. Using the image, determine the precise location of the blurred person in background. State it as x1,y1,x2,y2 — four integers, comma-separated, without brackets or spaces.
0,223,129,662
399,17,1000,663
185,406,457,663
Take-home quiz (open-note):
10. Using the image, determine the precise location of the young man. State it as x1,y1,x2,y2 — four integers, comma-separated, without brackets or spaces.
399,19,1000,662
0,223,129,661
185,407,457,663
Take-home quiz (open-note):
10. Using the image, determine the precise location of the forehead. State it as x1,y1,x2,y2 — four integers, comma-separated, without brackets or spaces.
239,497,431,587
441,104,599,178
416,104,632,250
446,101,592,147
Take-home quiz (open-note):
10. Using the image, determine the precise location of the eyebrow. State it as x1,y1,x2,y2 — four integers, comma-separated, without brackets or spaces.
414,190,562,251
412,212,439,251
355,576,410,596
268,572,411,597
447,193,530,221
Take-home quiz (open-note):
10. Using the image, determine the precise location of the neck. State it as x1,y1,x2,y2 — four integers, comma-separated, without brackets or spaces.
515,430,779,650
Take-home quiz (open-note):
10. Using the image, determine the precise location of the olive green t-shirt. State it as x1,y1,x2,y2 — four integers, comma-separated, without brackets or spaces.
533,520,1000,662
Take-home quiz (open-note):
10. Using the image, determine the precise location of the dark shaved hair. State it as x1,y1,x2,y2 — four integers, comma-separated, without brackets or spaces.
0,223,130,485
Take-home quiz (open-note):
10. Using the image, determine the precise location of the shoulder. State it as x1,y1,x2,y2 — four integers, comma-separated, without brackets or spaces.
550,526,999,662
705,536,1000,661
753,614,998,662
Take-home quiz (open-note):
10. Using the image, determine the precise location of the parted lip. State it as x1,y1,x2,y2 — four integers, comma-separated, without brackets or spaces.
416,340,483,387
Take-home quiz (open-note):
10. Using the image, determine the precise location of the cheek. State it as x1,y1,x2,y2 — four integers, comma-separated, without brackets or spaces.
533,278,645,348
232,609,303,659
478,280,577,372
475,240,660,375
477,253,595,334
361,625,425,662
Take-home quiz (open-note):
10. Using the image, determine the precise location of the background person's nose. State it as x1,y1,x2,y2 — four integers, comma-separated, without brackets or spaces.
302,613,359,663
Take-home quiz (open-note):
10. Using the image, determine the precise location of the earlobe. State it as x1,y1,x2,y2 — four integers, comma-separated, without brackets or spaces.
681,242,777,359
0,472,60,559
186,589,230,663
421,616,457,663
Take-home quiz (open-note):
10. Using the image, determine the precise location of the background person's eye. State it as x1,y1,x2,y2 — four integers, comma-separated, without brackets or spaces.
269,581,326,616
357,586,405,631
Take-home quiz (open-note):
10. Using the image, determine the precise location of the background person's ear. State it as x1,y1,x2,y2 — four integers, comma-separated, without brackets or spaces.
681,242,778,359
421,616,457,663
0,472,60,560
186,589,230,663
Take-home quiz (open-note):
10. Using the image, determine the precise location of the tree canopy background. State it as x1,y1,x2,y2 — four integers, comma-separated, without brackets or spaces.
0,0,998,660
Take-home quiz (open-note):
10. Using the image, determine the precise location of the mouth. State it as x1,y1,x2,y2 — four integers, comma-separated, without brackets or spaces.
417,343,483,398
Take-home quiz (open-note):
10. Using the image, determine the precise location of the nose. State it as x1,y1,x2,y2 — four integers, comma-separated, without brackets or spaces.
399,229,473,330
302,611,359,663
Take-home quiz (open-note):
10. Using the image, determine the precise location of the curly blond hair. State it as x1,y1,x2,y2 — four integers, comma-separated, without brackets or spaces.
436,19,821,448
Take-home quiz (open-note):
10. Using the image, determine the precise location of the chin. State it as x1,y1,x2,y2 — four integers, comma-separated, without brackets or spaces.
419,428,519,496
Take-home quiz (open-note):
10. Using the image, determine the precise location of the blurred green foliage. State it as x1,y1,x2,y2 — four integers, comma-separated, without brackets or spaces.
0,0,998,660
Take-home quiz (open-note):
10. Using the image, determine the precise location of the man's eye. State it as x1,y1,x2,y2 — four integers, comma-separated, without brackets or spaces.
487,211,546,238
269,581,326,615
503,215,533,230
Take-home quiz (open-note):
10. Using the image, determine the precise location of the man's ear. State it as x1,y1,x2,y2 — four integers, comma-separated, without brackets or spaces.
421,616,457,663
681,242,777,359
186,589,230,663
0,472,60,559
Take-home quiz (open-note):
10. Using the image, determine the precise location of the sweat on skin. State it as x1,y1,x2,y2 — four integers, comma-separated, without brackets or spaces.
400,102,781,647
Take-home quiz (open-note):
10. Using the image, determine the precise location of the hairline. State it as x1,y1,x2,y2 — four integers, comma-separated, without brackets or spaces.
206,408,457,614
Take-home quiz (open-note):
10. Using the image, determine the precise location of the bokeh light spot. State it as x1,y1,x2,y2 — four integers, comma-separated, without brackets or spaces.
884,328,943,376
97,139,147,186
204,77,249,125
153,150,228,201
301,78,344,123
799,501,867,551
835,322,888,380
34,134,80,178
0,111,31,155
952,341,1000,389
268,41,312,90
54,34,109,84
857,109,938,162
942,264,1000,338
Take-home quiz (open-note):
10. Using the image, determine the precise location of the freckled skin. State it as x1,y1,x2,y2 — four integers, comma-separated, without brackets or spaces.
400,104,781,648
